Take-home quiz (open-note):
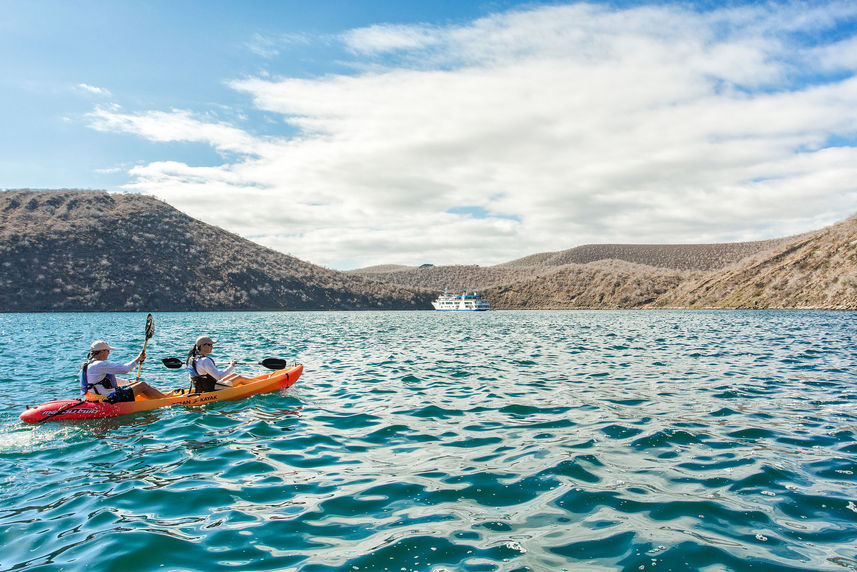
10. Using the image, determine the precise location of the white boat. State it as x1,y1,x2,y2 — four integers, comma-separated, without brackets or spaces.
432,289,491,311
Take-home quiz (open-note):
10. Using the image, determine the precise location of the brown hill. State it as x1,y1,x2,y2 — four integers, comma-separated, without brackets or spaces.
649,214,857,309
351,264,413,274
348,217,856,310
347,237,792,296
481,218,857,310
5,189,854,311
498,239,796,271
348,264,545,293
484,260,694,309
0,190,434,311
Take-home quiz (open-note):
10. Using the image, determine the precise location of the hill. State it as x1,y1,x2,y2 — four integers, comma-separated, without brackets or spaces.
348,264,545,292
497,239,796,271
347,235,793,296
4,189,855,311
349,218,856,310
0,190,434,311
649,214,857,309
484,260,694,309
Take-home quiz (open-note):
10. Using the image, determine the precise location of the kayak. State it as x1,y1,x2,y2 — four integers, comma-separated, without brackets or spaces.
19,364,303,423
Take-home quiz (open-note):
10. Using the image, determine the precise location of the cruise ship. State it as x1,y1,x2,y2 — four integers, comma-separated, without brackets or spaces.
432,289,491,311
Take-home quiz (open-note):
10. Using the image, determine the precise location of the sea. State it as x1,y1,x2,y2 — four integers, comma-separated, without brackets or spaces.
1,310,856,571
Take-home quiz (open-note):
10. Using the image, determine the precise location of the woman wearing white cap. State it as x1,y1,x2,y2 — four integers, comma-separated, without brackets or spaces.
80,340,167,401
186,336,253,393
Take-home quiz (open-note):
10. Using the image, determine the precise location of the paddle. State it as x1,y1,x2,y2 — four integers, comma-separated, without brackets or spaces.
161,357,288,370
135,313,155,383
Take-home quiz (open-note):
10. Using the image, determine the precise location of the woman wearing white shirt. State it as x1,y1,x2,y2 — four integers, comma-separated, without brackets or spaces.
81,340,166,400
186,336,252,392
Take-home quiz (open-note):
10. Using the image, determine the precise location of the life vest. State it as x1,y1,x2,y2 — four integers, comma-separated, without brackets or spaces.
187,355,217,393
79,361,118,396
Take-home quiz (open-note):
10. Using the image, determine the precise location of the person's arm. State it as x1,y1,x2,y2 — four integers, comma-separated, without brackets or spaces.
87,359,139,377
195,357,235,380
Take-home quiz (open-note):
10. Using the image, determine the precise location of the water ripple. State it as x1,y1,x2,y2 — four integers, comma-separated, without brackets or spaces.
2,310,857,570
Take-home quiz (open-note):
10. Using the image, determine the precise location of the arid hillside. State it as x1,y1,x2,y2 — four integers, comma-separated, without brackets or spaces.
350,216,856,310
4,189,855,311
348,264,547,292
649,214,857,309
0,190,434,311
348,236,794,293
499,239,797,271
484,260,695,309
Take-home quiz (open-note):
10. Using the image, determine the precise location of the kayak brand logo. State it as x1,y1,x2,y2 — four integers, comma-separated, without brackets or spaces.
41,408,101,416
177,394,219,406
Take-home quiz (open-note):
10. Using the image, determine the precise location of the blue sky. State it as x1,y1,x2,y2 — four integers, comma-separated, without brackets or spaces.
3,1,857,269
2,0,523,189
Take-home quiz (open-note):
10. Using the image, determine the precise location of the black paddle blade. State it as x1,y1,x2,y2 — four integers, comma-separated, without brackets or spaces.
162,356,285,369
162,357,184,369
145,313,155,339
260,358,287,370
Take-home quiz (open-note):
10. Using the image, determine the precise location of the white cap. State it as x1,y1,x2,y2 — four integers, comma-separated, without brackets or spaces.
90,340,115,352
195,336,217,347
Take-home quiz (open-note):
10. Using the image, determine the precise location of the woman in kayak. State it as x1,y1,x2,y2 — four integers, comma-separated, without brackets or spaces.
186,336,253,392
81,340,167,401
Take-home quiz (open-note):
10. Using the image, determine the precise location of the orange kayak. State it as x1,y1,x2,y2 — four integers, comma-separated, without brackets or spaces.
20,364,303,423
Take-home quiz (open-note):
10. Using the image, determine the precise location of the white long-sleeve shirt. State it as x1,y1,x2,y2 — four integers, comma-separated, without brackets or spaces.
193,356,234,381
85,358,138,395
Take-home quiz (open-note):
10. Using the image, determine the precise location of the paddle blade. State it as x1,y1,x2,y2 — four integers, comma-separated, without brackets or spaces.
145,313,155,339
260,358,287,370
162,357,184,369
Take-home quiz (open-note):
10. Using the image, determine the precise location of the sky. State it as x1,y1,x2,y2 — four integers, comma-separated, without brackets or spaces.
2,0,857,270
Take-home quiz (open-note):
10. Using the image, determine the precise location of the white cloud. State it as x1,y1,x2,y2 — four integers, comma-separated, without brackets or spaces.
343,24,441,55
90,1,857,269
245,32,311,58
87,107,267,156
246,33,281,58
77,83,112,96
95,166,123,175
812,35,857,72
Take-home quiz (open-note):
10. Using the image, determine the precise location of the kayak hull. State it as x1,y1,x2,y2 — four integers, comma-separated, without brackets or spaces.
19,364,303,423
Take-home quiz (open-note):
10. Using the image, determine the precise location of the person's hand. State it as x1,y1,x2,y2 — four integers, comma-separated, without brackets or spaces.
229,359,237,367
137,350,146,363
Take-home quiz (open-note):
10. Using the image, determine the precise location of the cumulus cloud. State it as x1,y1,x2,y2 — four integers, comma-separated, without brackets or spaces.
89,1,857,269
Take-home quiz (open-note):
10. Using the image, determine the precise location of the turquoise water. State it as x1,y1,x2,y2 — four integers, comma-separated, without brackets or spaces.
1,310,856,571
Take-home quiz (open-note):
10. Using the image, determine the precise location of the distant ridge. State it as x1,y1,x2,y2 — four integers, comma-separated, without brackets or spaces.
351,264,413,274
348,264,541,292
0,190,433,311
497,239,797,271
349,217,856,309
348,235,795,293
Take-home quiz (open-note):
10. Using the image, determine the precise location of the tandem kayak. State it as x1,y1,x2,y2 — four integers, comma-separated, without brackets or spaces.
20,364,303,423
